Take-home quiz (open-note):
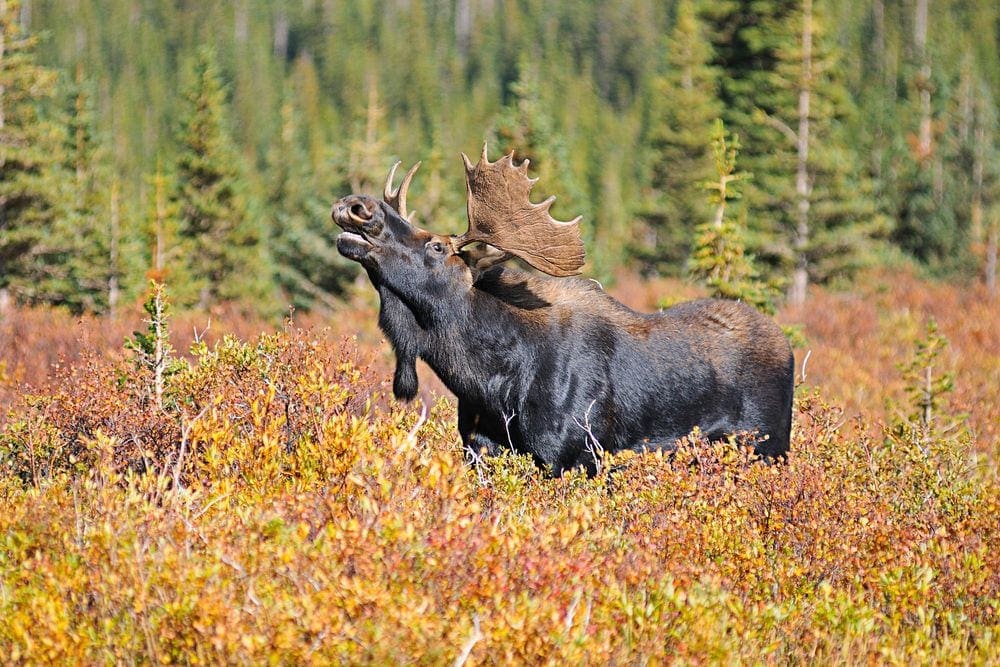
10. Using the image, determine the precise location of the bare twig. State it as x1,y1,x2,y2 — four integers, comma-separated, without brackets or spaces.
173,407,208,491
453,615,484,667
502,410,517,452
404,400,429,446
564,589,583,634
574,400,604,475
192,318,211,347
756,108,799,145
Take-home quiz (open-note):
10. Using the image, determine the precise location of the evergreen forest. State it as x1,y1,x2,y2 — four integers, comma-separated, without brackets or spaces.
1,0,997,315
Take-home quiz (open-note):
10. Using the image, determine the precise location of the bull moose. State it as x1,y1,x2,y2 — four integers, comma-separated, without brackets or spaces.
332,146,794,475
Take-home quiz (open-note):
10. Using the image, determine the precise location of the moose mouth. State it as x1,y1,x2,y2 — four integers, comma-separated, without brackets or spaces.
336,230,374,261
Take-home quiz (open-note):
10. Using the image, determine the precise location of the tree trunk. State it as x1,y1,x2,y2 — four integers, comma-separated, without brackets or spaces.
1,2,6,311
870,0,886,182
914,0,932,158
273,8,289,59
108,180,121,312
970,114,984,246
987,220,998,295
1,0,7,133
234,0,248,43
455,0,471,58
153,169,167,275
789,0,813,307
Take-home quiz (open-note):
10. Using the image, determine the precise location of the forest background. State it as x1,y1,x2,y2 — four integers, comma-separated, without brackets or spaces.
1,0,997,315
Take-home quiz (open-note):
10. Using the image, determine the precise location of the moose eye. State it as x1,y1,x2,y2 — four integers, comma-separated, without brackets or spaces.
429,242,445,255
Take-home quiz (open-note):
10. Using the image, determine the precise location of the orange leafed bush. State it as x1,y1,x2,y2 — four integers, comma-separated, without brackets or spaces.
0,272,998,663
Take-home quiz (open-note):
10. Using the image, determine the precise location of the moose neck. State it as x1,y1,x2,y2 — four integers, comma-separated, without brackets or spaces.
375,275,534,409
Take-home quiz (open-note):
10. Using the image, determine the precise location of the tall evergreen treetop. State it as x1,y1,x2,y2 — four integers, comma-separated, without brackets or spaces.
637,0,721,275
0,0,65,310
172,45,271,310
267,99,350,313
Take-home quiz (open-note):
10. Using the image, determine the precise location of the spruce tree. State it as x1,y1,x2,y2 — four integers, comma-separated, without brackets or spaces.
689,120,774,314
0,0,64,312
172,46,271,310
494,60,570,198
706,0,882,300
55,68,137,314
493,59,589,250
637,0,721,275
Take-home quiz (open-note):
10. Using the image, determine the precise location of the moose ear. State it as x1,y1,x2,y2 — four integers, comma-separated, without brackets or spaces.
458,243,511,279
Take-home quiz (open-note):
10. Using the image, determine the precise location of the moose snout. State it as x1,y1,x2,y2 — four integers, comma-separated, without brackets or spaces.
332,195,379,229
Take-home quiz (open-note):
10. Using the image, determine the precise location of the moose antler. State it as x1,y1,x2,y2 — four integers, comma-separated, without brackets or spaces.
383,161,421,221
452,144,585,277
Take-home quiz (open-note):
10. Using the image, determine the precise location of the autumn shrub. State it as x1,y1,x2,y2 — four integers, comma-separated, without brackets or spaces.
0,275,997,663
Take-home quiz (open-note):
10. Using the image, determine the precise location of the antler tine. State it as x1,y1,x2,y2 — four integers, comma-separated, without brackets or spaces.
382,160,421,221
383,161,401,202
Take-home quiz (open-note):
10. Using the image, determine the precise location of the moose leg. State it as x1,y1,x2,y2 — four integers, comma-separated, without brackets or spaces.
377,284,424,401
392,353,419,401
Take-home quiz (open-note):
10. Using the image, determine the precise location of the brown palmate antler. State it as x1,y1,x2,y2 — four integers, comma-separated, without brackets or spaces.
452,144,585,276
383,161,421,221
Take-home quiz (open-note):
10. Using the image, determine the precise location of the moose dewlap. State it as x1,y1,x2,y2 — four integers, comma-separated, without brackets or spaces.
332,145,794,476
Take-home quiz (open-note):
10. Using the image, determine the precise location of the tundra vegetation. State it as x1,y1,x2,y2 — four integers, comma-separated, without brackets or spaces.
1,272,997,663
1,0,999,663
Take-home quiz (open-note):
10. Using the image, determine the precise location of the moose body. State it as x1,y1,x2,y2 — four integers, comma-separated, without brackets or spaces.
333,149,794,475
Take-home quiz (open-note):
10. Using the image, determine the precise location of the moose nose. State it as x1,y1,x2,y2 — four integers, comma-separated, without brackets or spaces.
332,195,378,228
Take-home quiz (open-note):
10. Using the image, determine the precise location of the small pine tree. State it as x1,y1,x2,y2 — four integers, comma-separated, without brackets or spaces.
689,120,775,314
125,282,187,411
345,72,389,194
895,319,962,446
887,318,973,511
172,46,272,311
55,68,130,314
493,59,592,267
703,0,882,295
145,160,181,286
493,58,587,224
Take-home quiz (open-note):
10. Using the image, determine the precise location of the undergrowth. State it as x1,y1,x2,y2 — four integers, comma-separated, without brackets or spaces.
0,279,997,663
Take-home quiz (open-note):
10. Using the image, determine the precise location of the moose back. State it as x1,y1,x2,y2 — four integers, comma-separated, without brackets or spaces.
332,146,794,475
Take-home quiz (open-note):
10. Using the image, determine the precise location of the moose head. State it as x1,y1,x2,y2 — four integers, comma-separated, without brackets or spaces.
333,145,585,293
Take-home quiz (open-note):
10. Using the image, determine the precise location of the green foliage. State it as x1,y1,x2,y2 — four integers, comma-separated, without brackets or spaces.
689,120,776,313
493,59,589,232
266,101,351,313
0,0,64,306
0,0,992,313
705,0,885,291
55,69,142,313
886,318,975,515
124,282,188,410
898,320,956,429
